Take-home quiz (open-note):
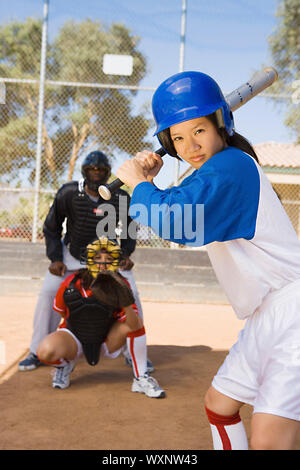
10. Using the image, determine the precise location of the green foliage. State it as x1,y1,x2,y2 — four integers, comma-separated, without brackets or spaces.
0,17,152,187
0,192,54,230
0,18,42,77
269,0,300,141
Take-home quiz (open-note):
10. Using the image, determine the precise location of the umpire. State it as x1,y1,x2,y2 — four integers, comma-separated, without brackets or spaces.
19,150,150,371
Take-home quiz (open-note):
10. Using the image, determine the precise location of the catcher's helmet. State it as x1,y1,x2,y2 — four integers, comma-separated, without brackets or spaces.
81,151,111,192
152,71,234,155
80,237,122,278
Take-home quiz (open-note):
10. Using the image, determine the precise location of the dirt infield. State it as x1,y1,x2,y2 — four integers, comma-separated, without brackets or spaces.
0,296,299,450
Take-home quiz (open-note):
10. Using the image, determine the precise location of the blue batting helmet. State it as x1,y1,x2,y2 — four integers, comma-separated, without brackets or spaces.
152,71,235,137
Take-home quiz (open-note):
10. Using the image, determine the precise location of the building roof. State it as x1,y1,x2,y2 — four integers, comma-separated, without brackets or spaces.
254,142,300,169
175,141,300,185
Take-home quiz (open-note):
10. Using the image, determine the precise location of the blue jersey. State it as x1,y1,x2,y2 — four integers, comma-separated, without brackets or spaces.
129,147,300,319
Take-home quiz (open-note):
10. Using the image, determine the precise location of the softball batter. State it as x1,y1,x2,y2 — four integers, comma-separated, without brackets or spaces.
116,71,300,449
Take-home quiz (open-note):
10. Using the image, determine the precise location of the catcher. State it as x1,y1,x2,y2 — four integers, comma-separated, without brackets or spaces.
36,237,165,399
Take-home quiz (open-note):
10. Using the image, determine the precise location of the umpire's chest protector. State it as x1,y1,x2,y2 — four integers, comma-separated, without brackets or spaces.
63,276,116,366
69,191,121,260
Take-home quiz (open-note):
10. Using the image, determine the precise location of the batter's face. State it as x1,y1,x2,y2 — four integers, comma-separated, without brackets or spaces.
170,116,226,169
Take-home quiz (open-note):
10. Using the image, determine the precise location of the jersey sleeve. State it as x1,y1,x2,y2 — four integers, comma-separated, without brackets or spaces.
53,279,69,316
43,183,76,262
129,147,260,247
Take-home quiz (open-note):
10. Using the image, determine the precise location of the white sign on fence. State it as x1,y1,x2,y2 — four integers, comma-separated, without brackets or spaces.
102,54,133,76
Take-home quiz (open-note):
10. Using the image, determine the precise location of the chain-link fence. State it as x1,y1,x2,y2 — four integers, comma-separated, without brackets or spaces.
0,0,299,247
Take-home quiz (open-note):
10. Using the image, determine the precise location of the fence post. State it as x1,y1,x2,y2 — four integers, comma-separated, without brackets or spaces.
171,0,187,250
173,0,187,189
32,0,49,243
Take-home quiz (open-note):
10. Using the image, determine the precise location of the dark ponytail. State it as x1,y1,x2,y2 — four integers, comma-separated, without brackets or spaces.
157,112,259,164
207,111,260,162
220,129,259,163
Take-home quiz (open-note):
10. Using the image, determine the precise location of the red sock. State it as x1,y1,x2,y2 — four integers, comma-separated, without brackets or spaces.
37,356,68,367
205,406,248,450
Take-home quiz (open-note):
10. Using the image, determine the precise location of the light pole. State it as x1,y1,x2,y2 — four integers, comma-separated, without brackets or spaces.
173,0,187,188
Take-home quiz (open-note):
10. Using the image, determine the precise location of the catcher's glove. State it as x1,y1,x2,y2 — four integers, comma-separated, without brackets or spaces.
91,270,135,310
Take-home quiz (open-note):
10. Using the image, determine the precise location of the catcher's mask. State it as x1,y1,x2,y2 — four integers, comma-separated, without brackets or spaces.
80,237,122,278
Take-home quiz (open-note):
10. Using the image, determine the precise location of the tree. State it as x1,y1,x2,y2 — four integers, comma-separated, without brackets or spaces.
0,192,54,235
268,0,300,142
0,18,152,187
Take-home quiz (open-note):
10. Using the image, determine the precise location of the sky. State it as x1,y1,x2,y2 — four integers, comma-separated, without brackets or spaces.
1,0,293,188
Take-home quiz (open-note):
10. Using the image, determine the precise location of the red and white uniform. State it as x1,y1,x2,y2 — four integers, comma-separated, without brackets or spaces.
53,272,147,377
53,272,139,328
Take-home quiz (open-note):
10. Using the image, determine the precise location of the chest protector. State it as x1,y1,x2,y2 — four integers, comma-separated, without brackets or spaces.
69,191,121,260
63,275,116,366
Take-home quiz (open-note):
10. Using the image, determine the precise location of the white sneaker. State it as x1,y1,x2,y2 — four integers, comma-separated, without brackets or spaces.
52,361,75,389
132,374,165,398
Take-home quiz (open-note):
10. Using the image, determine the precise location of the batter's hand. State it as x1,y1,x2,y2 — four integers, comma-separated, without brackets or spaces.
135,150,164,182
116,150,163,189
49,261,66,276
